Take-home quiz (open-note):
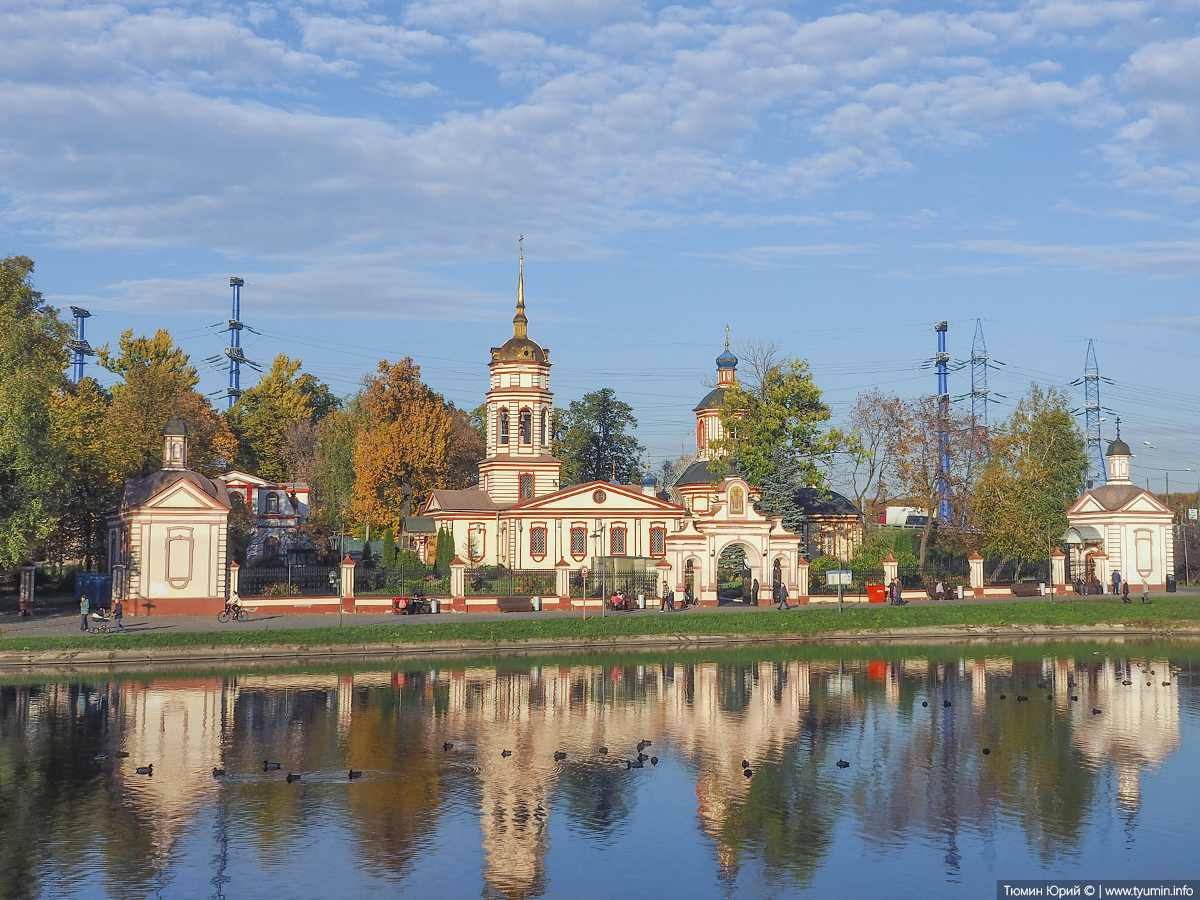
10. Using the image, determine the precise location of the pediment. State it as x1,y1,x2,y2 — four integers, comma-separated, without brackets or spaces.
142,480,227,511
513,481,683,514
1125,493,1170,514
1069,494,1106,515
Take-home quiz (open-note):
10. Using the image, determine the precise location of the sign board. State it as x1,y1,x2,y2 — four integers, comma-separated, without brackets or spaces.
825,570,853,587
581,567,589,578
1190,509,1198,521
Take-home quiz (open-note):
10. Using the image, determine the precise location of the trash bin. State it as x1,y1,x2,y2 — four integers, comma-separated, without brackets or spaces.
957,585,964,600
1167,575,1177,593
429,598,440,614
532,596,542,612
1039,582,1046,596
637,593,646,609
867,585,886,604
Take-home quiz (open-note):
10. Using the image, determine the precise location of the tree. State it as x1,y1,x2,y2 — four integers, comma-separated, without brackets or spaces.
891,397,975,568
434,526,455,574
380,527,396,569
975,384,1087,578
711,350,842,490
842,389,906,525
99,329,236,478
0,256,70,569
352,358,478,531
552,388,643,485
228,355,337,481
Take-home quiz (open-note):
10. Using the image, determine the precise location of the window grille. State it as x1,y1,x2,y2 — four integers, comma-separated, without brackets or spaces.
519,409,532,445
530,527,547,557
571,527,586,556
611,528,626,556
498,408,509,444
650,528,666,556
519,474,534,499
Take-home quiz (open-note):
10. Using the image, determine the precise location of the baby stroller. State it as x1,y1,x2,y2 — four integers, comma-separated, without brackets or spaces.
88,609,115,634
607,591,632,612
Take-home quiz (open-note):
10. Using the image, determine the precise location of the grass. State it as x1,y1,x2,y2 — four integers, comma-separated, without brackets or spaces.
2,596,1200,655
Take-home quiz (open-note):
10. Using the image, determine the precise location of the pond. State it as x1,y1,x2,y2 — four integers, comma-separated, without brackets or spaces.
1,642,1197,899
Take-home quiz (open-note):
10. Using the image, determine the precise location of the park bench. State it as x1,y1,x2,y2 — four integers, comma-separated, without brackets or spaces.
497,597,533,613
1009,583,1041,597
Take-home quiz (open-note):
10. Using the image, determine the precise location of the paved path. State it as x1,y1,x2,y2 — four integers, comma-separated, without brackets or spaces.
4,589,1193,640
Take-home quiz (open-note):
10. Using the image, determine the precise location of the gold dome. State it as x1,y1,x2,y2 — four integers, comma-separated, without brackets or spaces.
491,239,547,363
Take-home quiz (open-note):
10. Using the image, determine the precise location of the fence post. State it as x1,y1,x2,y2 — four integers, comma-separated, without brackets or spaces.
340,555,356,612
450,557,466,612
227,561,239,602
655,558,672,610
19,565,34,615
555,559,571,610
882,554,898,588
969,552,984,597
1051,549,1066,594
796,557,810,603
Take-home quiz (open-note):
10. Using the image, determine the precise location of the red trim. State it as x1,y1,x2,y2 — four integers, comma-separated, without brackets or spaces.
529,525,548,561
570,524,587,560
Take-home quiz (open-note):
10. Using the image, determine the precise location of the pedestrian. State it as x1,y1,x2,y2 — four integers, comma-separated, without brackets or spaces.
79,593,90,631
662,582,675,612
684,586,694,607
1122,581,1130,604
1112,569,1122,596
112,597,124,632
751,578,760,606
1142,578,1151,604
776,581,791,610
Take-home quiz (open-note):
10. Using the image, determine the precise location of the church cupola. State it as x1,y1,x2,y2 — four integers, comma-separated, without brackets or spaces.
1106,420,1132,484
715,329,738,386
162,416,189,470
694,327,738,460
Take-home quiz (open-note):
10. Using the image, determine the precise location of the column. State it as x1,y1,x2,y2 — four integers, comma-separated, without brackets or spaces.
883,554,899,586
340,555,356,613
968,552,984,597
226,561,239,601
656,558,672,610
450,557,467,612
555,558,571,610
796,557,810,603
1051,549,1066,594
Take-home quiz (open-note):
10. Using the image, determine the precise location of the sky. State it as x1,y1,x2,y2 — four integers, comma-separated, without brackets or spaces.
2,0,1199,493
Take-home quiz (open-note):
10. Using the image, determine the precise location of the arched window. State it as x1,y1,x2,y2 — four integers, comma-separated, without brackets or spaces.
519,408,532,445
519,474,534,499
729,486,744,515
498,408,509,445
266,493,279,514
540,409,547,446
650,527,666,557
610,527,627,556
570,527,587,558
529,527,547,560
263,536,280,558
697,420,705,449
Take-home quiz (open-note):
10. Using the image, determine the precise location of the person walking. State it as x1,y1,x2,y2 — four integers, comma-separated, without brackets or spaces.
1112,570,1122,596
751,578,760,607
1122,581,1131,603
661,582,675,612
79,593,90,631
1142,578,1151,604
112,597,124,632
776,581,791,610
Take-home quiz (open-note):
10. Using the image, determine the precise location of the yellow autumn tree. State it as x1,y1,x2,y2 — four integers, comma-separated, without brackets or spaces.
351,358,475,531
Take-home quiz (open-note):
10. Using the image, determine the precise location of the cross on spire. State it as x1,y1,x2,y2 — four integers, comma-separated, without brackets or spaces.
725,324,730,350
513,235,528,339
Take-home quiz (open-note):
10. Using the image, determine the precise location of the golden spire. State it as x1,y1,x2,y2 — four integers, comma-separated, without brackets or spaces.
725,324,729,350
514,235,528,339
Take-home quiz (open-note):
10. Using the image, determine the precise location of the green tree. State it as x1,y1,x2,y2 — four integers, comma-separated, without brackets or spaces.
228,355,337,481
552,388,643,485
711,350,842,490
975,384,1087,578
434,527,455,574
0,256,70,569
380,527,396,569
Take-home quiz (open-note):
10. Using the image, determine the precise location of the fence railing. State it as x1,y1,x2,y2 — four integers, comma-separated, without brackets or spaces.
238,565,340,598
356,566,450,597
465,569,557,597
569,572,659,600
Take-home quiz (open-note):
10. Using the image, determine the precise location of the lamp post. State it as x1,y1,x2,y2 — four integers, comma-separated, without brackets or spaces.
591,521,606,617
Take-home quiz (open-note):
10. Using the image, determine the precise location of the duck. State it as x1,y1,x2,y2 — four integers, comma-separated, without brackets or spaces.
637,753,648,762
286,773,301,783
1091,708,1102,716
348,770,362,780
636,741,646,752
597,747,608,755
943,700,952,708
922,701,928,708
982,748,991,756
1163,681,1171,687
641,739,652,748
624,758,643,770
501,750,512,758
1070,696,1079,702
1122,680,1133,686
212,767,226,778
93,753,109,761
741,759,750,769
442,743,454,752
999,694,1007,700
553,751,567,761
743,768,753,778
650,757,659,766
836,760,850,769
115,751,129,758
263,760,281,771
135,764,153,776
1016,695,1028,702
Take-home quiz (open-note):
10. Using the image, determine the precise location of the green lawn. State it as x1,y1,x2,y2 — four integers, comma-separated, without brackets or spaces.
2,596,1199,654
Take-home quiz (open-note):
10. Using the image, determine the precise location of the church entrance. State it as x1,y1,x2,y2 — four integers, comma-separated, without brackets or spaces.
717,544,754,604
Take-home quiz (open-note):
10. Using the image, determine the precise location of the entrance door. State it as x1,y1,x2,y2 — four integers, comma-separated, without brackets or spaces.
718,545,751,603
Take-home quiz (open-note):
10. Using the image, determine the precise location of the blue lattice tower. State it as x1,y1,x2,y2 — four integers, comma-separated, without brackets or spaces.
936,321,951,523
970,320,990,427
225,277,245,408
68,306,94,384
1083,340,1105,484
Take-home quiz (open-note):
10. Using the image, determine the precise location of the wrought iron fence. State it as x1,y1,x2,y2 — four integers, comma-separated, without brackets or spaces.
238,565,340,598
465,568,557,597
356,566,450,597
569,571,660,600
809,568,886,595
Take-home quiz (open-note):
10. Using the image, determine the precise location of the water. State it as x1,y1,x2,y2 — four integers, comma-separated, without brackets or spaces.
1,642,1197,900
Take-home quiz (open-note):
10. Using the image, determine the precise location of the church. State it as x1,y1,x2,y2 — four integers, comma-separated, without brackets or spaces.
423,253,804,607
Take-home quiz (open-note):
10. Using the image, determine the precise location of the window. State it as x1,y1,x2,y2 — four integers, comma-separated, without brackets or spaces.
697,420,705,449
571,527,587,558
530,527,547,559
650,527,666,556
611,527,626,556
263,536,280,558
592,489,606,503
729,486,744,515
266,493,279,514
498,408,509,444
540,409,547,446
519,408,532,445
519,474,534,499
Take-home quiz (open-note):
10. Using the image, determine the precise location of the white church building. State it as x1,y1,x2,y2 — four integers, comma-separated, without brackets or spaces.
423,253,805,609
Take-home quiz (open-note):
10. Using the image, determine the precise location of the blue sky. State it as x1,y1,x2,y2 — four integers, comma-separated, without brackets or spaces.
2,0,1199,491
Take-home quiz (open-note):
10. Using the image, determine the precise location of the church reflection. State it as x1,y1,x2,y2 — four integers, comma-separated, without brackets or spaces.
0,647,1188,900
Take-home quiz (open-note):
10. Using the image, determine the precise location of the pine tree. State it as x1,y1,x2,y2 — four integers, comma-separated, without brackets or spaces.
435,527,455,575
380,527,397,569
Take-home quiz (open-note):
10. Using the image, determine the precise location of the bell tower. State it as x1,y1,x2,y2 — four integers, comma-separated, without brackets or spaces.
1106,419,1132,484
477,238,562,505
694,328,738,461
162,416,189,471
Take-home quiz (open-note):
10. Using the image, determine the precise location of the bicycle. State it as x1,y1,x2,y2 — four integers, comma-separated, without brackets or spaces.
217,602,247,623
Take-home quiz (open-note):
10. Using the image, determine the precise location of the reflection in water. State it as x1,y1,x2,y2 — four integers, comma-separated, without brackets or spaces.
0,645,1195,899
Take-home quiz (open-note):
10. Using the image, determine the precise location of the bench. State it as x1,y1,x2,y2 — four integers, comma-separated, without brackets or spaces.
1010,583,1042,597
497,597,533,613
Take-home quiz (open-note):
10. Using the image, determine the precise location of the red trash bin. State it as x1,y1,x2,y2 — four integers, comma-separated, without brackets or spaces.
867,585,886,604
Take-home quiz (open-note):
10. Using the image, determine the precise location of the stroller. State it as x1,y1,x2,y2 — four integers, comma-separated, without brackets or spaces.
88,609,116,634
607,591,632,612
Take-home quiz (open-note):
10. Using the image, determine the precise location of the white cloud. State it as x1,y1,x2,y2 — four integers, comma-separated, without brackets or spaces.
940,238,1200,275
297,14,447,64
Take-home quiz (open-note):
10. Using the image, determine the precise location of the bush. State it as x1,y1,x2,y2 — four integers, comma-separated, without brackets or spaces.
264,582,301,597
395,549,424,571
